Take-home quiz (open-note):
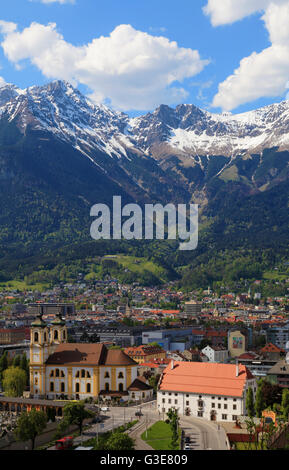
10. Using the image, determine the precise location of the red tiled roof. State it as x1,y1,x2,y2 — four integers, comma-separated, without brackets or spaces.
46,343,137,366
260,343,285,353
159,361,254,398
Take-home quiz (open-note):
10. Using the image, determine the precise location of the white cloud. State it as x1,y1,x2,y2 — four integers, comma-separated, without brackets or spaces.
0,20,17,35
203,0,285,26
0,22,209,110
204,0,289,110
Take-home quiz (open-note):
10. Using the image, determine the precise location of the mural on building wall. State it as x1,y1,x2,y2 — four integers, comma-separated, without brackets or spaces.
232,337,243,349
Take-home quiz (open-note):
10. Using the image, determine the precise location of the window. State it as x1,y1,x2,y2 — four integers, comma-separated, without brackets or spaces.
50,370,54,378
211,403,215,408
75,371,80,378
198,411,203,417
86,371,91,378
50,382,54,392
44,332,47,342
119,383,124,392
61,371,65,378
175,393,178,396
34,332,39,343
174,400,178,405
222,414,227,420
61,383,65,392
218,404,221,409
105,383,109,392
168,399,171,404
118,372,124,379
233,405,237,410
87,383,91,393
162,399,165,403
232,415,238,421
56,369,60,377
54,330,58,340
81,369,86,378
75,383,80,393
198,400,203,408
104,371,110,378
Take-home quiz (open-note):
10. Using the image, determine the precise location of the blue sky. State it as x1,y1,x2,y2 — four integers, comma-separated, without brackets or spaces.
0,0,288,115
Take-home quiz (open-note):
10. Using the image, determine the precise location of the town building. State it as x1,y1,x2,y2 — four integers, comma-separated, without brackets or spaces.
157,361,256,422
267,354,289,389
266,326,289,349
29,314,143,402
28,303,75,317
124,345,166,364
184,301,202,317
142,328,193,351
201,345,229,363
0,328,27,345
228,330,247,358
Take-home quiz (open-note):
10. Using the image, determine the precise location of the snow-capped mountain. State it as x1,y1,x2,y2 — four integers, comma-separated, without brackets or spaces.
2,80,289,165
129,101,289,159
0,80,137,164
1,79,289,197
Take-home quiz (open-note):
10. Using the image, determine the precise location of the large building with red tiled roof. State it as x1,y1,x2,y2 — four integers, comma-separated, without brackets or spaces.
157,361,256,422
29,314,139,402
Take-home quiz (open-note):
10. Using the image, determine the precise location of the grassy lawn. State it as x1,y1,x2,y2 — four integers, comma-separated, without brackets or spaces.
0,280,50,291
263,271,289,281
103,255,168,281
141,421,181,450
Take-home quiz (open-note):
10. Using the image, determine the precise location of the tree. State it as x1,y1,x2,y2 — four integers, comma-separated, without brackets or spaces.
57,402,94,436
262,381,282,409
255,379,265,418
2,366,27,397
12,355,21,367
166,408,180,450
281,388,289,421
104,432,135,450
14,408,47,450
246,387,255,418
0,351,8,381
148,375,160,392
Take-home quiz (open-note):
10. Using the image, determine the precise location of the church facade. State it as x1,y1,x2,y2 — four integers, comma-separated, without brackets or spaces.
29,314,140,401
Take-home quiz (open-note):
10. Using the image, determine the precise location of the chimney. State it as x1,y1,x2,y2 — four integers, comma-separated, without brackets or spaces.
236,359,239,377
171,359,174,370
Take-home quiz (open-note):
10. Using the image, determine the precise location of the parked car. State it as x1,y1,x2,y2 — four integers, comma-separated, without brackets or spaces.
100,407,109,412
184,444,192,450
135,411,143,417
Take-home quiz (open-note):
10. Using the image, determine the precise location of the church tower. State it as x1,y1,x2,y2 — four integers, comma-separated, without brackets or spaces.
50,313,67,349
30,311,50,398
30,311,67,398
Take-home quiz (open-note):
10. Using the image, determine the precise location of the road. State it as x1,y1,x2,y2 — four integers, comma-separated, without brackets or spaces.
48,400,228,450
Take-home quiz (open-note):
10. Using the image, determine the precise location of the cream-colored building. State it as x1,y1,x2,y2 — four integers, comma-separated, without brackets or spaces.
29,314,139,401
228,330,246,358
